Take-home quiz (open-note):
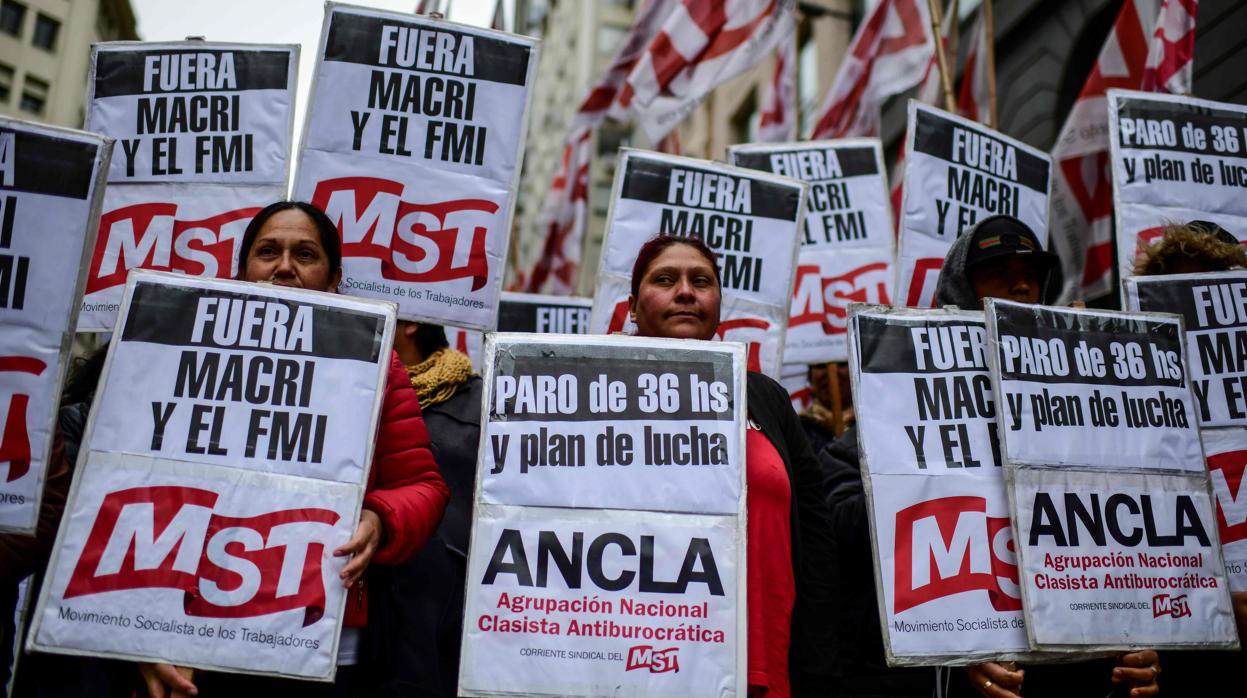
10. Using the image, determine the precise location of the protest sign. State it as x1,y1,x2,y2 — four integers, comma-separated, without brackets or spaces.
986,300,1202,471
1204,427,1247,592
1010,466,1236,648
1125,271,1247,427
30,271,396,680
849,306,1030,665
293,4,538,331
1108,90,1247,297
896,102,1051,308
444,293,592,370
498,292,592,334
589,149,806,378
78,42,298,331
729,140,893,363
0,118,110,533
985,299,1238,650
459,334,746,697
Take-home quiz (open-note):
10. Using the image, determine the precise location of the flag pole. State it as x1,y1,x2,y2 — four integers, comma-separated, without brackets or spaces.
984,0,998,128
927,0,956,112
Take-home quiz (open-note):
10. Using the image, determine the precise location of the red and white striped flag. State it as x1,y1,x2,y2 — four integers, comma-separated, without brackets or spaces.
808,0,933,139
957,5,990,124
415,0,441,15
756,13,797,142
1048,0,1171,302
1142,0,1197,93
889,1,956,229
521,0,676,294
620,0,796,143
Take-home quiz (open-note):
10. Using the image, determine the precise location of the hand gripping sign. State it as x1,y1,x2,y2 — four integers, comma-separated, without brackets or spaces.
459,334,747,698
293,4,538,331
0,117,110,533
30,271,396,680
1125,271,1247,427
1108,90,1247,303
847,305,1031,666
729,140,894,364
78,42,299,331
896,102,1052,309
588,149,807,378
985,299,1239,651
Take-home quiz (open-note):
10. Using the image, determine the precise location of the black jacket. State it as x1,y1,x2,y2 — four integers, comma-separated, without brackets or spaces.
370,376,482,698
819,427,936,697
745,372,840,690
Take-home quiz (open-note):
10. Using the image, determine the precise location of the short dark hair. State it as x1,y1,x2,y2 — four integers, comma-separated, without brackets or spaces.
414,323,449,356
236,201,342,280
630,235,721,298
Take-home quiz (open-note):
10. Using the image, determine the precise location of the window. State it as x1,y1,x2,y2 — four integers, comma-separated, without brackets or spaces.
20,74,47,115
0,63,12,104
0,0,25,37
32,13,57,50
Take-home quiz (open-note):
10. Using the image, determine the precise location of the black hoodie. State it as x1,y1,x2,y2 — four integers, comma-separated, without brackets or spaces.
932,219,1059,310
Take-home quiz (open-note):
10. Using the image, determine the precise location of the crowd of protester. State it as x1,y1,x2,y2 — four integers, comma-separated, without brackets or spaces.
2,201,1246,697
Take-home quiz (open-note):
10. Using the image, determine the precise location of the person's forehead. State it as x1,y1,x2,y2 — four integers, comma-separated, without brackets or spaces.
650,244,714,268
972,254,1041,274
256,217,321,243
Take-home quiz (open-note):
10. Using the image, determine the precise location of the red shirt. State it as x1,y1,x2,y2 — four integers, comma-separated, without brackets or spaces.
746,421,795,697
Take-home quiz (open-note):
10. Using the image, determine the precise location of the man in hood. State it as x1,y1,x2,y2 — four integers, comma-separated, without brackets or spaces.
933,214,1059,309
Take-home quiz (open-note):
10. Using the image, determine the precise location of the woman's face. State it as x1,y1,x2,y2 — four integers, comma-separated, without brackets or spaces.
629,244,721,341
243,209,339,292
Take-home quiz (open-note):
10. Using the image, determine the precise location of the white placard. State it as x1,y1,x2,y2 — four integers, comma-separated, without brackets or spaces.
478,335,743,515
89,274,393,485
1204,427,1247,592
461,504,740,698
459,333,747,697
986,299,1238,650
729,140,894,364
77,42,298,331
31,452,355,679
0,118,110,533
589,149,806,378
292,4,538,331
1125,271,1247,427
986,300,1203,472
30,271,395,680
1108,90,1247,297
896,102,1052,308
1011,467,1238,649
849,306,1029,665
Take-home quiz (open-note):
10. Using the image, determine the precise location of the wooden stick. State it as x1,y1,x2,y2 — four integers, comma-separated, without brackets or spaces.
927,0,957,113
828,364,845,436
984,0,998,129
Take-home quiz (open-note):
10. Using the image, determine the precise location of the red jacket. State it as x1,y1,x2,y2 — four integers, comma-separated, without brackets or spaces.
346,351,449,625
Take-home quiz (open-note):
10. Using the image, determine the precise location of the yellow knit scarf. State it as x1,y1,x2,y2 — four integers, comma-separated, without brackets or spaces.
406,347,473,408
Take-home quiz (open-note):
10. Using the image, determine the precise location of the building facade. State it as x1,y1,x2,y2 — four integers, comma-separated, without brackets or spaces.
510,0,855,296
0,0,137,128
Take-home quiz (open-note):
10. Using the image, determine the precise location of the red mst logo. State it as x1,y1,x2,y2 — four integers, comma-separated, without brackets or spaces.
65,486,340,626
893,496,1021,613
312,176,498,290
625,645,679,673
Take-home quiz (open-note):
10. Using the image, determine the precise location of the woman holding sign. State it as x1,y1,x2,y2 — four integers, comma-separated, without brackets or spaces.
141,202,449,697
627,235,838,697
